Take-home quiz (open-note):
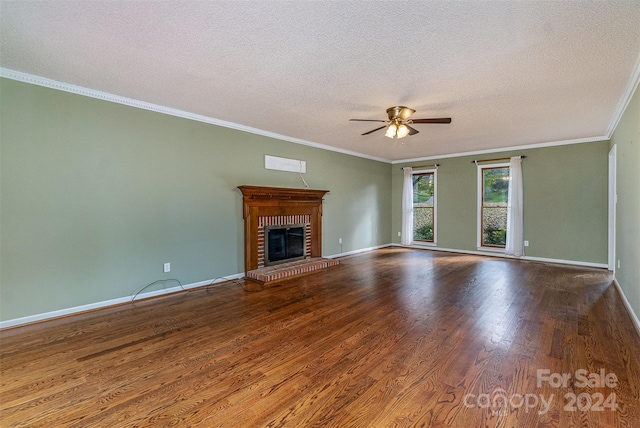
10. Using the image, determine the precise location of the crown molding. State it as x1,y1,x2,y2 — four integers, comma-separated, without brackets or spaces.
0,68,391,164
390,135,609,164
1,67,631,166
606,52,640,138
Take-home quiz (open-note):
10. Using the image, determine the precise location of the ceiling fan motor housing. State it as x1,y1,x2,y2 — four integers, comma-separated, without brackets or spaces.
386,106,415,121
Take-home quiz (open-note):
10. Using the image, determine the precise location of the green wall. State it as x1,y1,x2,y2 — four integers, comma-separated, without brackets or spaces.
610,83,640,322
0,78,392,321
392,142,610,265
0,75,623,324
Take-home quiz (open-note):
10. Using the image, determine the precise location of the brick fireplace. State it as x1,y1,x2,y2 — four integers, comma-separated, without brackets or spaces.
237,185,329,273
259,215,310,267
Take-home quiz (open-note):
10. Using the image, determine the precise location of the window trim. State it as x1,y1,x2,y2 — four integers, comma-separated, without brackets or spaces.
477,162,509,252
412,168,437,246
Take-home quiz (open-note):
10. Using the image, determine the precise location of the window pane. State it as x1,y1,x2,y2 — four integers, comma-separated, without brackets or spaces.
482,207,507,246
413,174,434,206
413,207,433,241
483,167,509,207
413,173,434,242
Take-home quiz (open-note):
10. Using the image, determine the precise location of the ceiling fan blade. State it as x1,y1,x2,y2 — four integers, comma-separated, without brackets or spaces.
361,125,387,136
407,125,419,136
349,119,387,122
411,118,452,124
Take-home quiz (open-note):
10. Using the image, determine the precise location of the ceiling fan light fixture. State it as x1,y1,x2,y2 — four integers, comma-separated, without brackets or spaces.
385,124,398,139
396,124,410,139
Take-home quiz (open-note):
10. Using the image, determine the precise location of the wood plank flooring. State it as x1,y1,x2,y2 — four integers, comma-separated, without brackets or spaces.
1,248,639,427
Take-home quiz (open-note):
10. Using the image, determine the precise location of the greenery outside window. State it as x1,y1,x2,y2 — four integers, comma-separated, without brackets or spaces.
413,170,436,243
478,164,509,249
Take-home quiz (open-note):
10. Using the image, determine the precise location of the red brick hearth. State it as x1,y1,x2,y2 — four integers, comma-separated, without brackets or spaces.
245,257,340,285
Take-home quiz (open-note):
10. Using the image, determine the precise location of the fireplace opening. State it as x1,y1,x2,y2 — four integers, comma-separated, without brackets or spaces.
265,224,306,266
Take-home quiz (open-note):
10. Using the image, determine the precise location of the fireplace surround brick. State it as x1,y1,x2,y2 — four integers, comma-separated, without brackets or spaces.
257,215,311,268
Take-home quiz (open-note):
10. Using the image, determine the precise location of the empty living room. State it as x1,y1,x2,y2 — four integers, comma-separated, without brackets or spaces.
1,2,639,427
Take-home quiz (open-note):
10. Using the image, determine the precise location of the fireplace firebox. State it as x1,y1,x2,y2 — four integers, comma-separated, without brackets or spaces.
265,224,306,266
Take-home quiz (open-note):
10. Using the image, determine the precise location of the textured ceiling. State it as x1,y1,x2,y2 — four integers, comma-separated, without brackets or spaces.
1,1,639,162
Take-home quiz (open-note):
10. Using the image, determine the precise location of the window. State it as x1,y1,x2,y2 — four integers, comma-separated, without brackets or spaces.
478,164,509,249
412,170,436,243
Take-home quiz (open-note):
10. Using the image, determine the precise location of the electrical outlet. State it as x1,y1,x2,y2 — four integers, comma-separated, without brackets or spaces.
398,232,401,237
524,240,529,247
617,260,621,269
339,238,342,244
163,262,171,273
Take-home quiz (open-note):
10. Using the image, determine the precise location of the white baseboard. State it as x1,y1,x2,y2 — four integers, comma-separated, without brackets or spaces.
392,243,608,269
0,273,244,330
326,244,391,259
521,255,608,269
0,245,612,330
2,245,392,330
612,278,640,338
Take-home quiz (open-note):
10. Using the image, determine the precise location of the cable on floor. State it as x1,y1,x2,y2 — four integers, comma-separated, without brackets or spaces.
131,278,184,303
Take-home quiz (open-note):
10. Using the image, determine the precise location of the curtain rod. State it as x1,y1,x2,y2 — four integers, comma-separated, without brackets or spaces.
400,163,440,170
471,156,527,164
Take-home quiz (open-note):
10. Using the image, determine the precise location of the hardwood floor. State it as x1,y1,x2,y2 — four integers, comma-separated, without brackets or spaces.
1,248,639,427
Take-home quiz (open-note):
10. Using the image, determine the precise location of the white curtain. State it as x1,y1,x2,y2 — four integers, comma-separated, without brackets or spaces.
505,156,524,256
401,167,414,246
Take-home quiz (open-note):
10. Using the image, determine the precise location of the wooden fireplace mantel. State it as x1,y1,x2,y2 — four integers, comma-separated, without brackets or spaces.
238,185,329,273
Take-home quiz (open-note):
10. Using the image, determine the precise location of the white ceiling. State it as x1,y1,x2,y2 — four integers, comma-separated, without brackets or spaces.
1,1,639,163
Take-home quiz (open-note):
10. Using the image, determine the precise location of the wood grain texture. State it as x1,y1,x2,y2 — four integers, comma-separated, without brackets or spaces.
1,248,639,427
237,186,329,272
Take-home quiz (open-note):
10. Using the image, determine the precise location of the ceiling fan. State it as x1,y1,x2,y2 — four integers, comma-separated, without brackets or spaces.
350,106,451,139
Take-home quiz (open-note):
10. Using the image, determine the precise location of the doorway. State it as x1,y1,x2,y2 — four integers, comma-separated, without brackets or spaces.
608,145,617,271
